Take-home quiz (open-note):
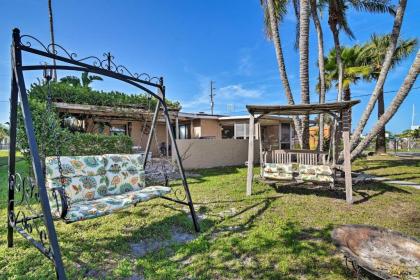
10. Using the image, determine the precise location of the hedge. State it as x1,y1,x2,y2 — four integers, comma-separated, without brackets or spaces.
29,82,181,109
17,98,133,163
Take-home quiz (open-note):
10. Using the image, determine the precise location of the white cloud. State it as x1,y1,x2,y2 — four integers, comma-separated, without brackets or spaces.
218,84,263,99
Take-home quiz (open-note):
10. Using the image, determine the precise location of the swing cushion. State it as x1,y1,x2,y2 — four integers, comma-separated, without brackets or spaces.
263,163,294,180
64,186,171,222
298,164,334,183
46,154,170,221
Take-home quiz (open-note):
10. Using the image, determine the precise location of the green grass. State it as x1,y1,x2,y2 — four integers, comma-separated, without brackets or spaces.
0,153,419,279
353,154,420,183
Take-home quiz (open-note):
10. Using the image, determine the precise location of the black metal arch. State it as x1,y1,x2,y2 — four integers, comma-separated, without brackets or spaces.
7,28,200,280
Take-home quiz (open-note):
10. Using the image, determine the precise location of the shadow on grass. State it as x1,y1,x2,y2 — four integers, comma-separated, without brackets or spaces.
352,182,411,205
265,180,411,205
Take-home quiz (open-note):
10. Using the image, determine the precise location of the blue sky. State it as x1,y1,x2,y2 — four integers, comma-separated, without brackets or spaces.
0,0,419,133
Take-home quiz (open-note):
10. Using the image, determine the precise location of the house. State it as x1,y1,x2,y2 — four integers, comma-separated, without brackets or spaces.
53,102,296,168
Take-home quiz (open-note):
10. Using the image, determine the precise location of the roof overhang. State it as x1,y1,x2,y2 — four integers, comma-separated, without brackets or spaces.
246,100,360,116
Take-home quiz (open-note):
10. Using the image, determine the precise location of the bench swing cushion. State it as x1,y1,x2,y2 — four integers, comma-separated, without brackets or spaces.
45,154,171,222
263,163,294,180
298,164,334,183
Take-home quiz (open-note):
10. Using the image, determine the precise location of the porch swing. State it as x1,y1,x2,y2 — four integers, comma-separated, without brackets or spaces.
7,28,199,279
245,101,360,204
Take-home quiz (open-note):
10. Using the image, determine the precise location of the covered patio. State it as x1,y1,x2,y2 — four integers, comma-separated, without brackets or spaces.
245,100,360,204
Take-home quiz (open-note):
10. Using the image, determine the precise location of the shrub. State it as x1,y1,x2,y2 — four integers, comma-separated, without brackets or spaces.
17,97,133,164
29,82,181,109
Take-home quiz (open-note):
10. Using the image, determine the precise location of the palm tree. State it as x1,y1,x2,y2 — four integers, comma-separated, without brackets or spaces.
357,34,417,154
351,0,407,149
323,46,371,128
299,0,311,149
81,72,103,88
48,0,57,80
351,50,420,160
60,72,103,88
260,0,304,146
324,0,395,101
310,0,326,151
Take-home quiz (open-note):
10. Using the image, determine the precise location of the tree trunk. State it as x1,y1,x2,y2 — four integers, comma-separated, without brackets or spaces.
343,86,352,129
351,50,419,160
311,0,326,151
328,2,343,101
350,0,407,150
267,0,303,147
375,87,387,154
48,0,57,81
299,0,310,149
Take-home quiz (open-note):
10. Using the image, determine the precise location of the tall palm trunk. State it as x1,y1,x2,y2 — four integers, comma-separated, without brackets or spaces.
375,87,386,154
48,0,57,81
343,86,352,128
311,0,326,151
351,0,407,150
328,2,344,101
266,0,303,147
299,0,310,149
351,50,419,160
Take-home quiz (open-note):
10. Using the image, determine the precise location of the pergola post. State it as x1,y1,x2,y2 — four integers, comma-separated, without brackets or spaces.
342,109,353,204
246,114,255,196
258,122,263,177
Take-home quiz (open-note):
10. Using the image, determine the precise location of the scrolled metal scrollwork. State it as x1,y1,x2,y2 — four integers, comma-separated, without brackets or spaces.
173,188,187,202
18,34,160,83
8,173,52,257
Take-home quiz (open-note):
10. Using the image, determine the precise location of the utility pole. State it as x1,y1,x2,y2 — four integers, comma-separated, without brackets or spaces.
210,80,216,115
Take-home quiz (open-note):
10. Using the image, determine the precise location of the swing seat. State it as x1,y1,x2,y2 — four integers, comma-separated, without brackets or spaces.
263,163,294,181
298,164,334,183
45,153,171,222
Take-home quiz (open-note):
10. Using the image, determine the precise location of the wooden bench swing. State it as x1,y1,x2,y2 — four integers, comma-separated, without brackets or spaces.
6,28,200,279
245,101,360,204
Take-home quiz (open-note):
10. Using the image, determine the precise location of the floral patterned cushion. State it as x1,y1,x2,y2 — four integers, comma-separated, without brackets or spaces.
298,164,333,176
61,186,171,222
103,154,144,172
107,170,146,195
264,163,293,174
46,155,106,179
263,172,294,181
47,175,110,202
299,173,334,183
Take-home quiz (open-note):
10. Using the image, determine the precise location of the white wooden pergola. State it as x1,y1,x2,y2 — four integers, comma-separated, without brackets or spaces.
245,100,360,204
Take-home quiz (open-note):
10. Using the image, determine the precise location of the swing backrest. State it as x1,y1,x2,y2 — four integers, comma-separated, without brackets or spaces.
45,153,146,203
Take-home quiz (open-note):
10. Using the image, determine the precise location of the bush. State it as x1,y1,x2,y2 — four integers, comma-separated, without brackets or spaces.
29,82,181,109
62,132,132,156
17,97,133,163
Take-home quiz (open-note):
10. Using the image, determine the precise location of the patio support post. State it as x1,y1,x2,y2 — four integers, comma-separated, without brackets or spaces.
258,122,263,177
246,114,255,195
175,116,179,139
342,109,353,204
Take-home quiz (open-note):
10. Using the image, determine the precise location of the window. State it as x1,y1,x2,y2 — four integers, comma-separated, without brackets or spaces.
110,124,127,136
222,125,234,139
179,124,190,139
234,123,249,139
279,123,291,149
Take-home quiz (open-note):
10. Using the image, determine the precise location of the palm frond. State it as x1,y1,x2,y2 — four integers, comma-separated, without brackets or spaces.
348,0,395,15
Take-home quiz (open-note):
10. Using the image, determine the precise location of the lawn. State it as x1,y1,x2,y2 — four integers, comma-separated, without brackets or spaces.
353,154,420,183
0,151,419,279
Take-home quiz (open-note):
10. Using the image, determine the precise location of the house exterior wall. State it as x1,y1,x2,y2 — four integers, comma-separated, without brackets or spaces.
176,139,260,169
199,119,221,139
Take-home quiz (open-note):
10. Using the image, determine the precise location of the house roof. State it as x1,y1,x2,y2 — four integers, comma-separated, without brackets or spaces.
246,100,360,116
53,102,178,121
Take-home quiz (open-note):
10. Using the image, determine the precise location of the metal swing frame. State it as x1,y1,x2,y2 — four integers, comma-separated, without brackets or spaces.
7,28,200,280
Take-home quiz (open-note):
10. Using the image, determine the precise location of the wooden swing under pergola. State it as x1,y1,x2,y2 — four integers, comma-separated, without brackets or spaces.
245,100,360,204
